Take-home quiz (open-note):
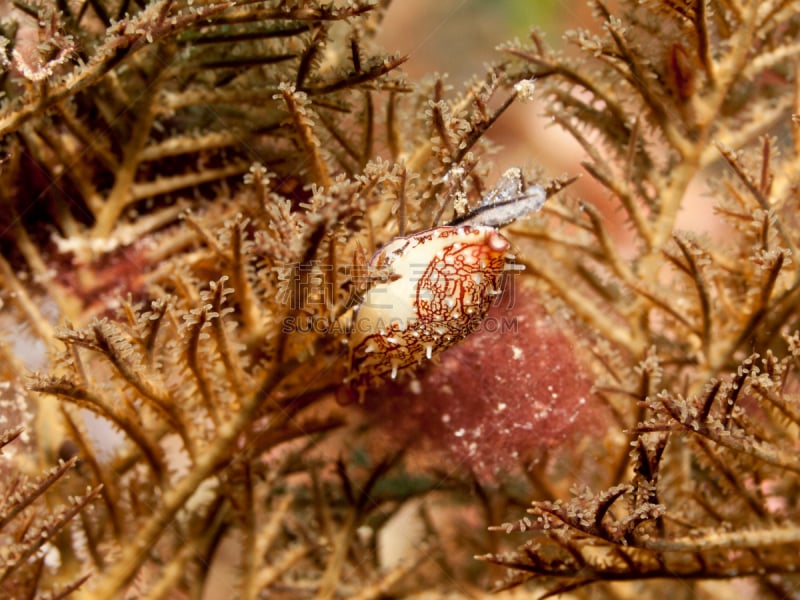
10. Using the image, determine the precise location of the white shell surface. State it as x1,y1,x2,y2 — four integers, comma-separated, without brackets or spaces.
348,225,510,392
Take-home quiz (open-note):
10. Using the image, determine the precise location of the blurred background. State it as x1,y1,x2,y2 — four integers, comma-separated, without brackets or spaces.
378,0,601,171
378,0,567,81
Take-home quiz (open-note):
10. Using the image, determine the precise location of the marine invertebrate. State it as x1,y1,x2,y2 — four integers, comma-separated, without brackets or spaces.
347,169,546,395
1,1,561,596
3,0,800,598
476,0,800,596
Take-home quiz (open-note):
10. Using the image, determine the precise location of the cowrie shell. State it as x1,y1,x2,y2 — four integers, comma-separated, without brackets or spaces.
345,169,546,398
348,225,511,393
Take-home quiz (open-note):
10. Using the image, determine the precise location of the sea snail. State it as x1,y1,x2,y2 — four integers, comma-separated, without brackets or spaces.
346,168,547,396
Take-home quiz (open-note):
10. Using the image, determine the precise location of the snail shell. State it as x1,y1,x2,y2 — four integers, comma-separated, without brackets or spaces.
347,225,511,394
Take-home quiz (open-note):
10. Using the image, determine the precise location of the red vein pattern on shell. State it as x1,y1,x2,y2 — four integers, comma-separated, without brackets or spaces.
349,225,510,393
